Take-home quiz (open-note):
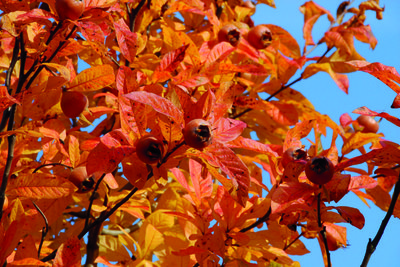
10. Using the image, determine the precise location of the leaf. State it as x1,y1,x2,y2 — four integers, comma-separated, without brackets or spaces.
203,142,250,206
227,136,279,157
348,175,378,191
114,18,139,63
302,63,349,93
341,131,383,155
334,206,365,229
283,120,314,150
124,91,184,125
266,24,301,59
78,20,105,43
0,86,20,113
205,42,235,67
156,44,189,73
265,101,299,126
6,173,75,199
300,1,335,46
345,61,400,94
212,118,247,143
271,182,314,214
53,236,81,267
86,131,135,175
324,173,351,203
68,64,115,92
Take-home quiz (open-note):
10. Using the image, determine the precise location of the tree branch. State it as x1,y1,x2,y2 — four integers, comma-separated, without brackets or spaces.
360,174,400,267
317,190,331,267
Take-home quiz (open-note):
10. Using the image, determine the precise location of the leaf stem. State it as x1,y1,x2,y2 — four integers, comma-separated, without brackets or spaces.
360,174,400,267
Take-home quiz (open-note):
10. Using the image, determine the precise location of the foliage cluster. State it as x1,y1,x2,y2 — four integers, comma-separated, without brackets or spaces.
1,0,400,266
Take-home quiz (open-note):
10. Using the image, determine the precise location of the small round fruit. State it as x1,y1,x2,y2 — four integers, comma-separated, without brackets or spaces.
55,0,85,21
68,166,95,193
183,119,213,150
305,156,334,185
61,90,88,118
281,147,307,168
247,25,272,50
218,24,242,47
136,134,164,164
356,115,379,133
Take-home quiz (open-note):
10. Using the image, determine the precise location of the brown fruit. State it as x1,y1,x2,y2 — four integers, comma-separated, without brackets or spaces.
183,119,213,150
305,156,334,185
135,134,164,164
356,115,379,133
68,166,95,193
55,0,85,21
247,25,272,50
281,147,307,168
61,90,88,118
218,24,242,47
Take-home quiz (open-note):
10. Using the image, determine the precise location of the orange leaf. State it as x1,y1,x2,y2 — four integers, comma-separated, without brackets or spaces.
156,44,189,73
341,131,383,155
283,120,314,150
205,42,235,67
302,62,349,93
334,206,365,229
300,1,335,46
6,173,75,199
266,24,301,59
53,236,81,267
67,64,115,92
124,91,184,125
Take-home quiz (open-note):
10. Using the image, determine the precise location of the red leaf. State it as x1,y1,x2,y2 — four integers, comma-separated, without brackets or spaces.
203,142,250,206
334,206,365,229
0,86,20,113
271,182,314,214
227,136,280,157
205,42,235,67
212,118,247,143
114,18,139,63
53,236,81,267
346,61,400,94
124,91,184,125
77,20,105,43
156,44,189,73
86,131,135,175
348,175,378,191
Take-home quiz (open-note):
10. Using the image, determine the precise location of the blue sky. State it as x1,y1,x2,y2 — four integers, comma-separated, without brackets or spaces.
251,1,400,266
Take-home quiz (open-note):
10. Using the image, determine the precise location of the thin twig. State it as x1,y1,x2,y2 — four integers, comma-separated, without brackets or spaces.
240,207,271,233
33,163,72,173
32,200,49,258
85,173,106,228
360,175,400,267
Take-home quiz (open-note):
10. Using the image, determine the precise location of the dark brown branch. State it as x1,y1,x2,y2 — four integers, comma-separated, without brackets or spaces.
85,173,106,228
32,201,49,258
41,185,141,262
361,175,400,267
85,213,103,267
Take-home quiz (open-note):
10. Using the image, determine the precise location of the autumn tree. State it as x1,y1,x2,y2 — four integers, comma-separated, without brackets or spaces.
1,0,399,266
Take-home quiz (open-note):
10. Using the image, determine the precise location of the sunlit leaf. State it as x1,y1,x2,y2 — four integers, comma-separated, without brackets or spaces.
68,64,115,92
53,236,81,267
